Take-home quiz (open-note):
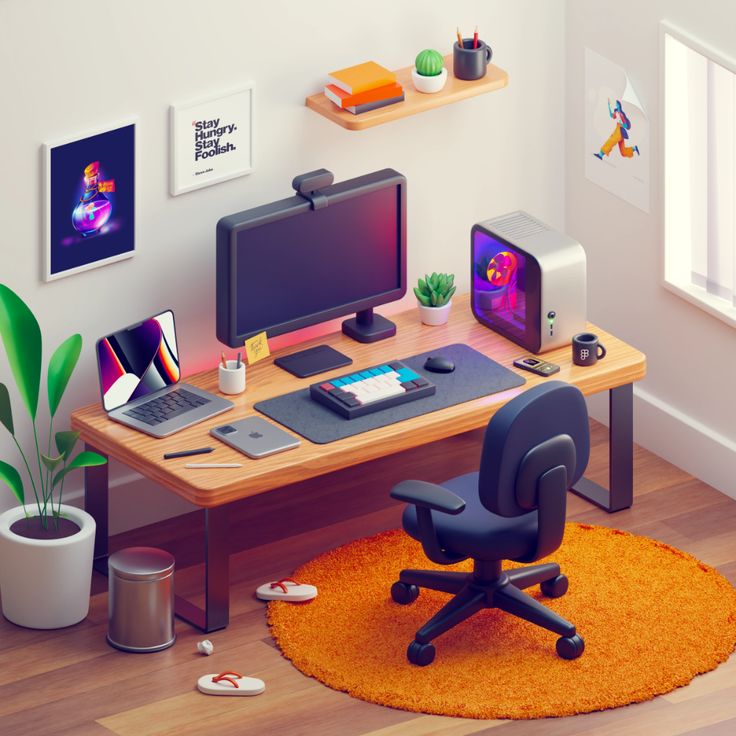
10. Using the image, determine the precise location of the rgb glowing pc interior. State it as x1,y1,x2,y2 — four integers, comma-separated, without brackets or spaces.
471,211,587,354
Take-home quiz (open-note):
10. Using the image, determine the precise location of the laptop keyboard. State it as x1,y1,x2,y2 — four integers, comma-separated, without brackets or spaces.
122,388,211,426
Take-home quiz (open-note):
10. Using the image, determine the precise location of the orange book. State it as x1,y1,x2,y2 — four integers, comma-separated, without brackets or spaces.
324,82,404,109
327,61,396,95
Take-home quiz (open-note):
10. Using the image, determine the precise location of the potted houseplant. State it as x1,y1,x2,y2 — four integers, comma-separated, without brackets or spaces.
411,49,448,94
414,272,456,326
0,284,106,629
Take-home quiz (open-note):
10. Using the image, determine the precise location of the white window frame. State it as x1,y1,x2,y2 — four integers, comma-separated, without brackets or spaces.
660,21,736,328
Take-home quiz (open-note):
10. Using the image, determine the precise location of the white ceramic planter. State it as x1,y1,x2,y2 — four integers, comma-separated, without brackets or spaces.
0,504,96,629
418,300,452,326
411,67,448,94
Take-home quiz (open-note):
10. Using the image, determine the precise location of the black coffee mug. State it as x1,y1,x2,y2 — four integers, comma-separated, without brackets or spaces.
453,39,492,81
572,333,606,366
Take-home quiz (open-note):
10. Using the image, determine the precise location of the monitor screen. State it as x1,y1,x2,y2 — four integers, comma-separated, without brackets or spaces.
233,186,401,338
472,229,533,345
97,310,180,411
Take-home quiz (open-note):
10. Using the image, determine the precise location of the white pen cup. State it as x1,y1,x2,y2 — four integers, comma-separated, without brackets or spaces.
218,360,246,395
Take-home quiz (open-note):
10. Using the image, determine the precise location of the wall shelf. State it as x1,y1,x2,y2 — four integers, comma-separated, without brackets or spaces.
305,54,509,131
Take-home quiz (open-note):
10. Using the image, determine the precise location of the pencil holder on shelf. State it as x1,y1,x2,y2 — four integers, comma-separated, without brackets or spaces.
218,360,246,395
453,39,492,80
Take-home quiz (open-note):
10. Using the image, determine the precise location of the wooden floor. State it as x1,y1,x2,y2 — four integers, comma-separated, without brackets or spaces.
1,420,735,736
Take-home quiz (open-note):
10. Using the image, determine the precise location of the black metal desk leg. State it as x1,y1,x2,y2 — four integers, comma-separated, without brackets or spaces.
84,444,109,575
571,383,633,513
175,505,230,633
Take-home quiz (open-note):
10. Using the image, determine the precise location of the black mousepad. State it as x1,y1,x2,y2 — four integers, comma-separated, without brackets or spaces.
255,343,526,444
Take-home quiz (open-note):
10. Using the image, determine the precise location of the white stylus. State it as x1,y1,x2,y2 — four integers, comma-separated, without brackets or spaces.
184,462,243,468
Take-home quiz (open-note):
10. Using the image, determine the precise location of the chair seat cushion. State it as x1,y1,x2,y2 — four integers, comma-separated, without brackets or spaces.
401,472,539,562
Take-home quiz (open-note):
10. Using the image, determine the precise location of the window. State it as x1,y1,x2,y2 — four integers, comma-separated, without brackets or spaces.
663,23,736,326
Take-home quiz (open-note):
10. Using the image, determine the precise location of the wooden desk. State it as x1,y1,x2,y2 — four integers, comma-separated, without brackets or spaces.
72,294,646,631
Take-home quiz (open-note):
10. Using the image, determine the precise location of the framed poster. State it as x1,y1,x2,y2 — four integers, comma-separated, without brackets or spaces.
44,120,136,282
169,85,254,196
585,49,650,213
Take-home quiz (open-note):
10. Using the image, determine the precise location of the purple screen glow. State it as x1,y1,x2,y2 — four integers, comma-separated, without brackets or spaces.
472,230,527,344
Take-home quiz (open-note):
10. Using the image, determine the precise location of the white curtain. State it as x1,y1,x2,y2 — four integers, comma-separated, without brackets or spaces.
674,36,736,305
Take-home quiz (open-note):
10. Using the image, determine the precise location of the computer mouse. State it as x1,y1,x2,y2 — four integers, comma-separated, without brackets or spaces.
424,355,455,373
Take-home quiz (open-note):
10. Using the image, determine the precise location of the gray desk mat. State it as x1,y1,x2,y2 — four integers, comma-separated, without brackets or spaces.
254,343,526,445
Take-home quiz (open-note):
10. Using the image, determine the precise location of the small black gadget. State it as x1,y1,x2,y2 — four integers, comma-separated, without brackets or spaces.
274,344,352,378
513,356,560,377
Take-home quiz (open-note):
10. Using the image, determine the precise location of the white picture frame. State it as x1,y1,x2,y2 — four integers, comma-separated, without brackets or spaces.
169,85,254,196
43,118,137,282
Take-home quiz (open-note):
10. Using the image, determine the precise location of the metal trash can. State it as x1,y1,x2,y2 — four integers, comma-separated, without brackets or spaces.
107,547,175,652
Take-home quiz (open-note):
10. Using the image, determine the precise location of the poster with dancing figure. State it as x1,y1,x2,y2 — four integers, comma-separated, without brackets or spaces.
585,48,650,213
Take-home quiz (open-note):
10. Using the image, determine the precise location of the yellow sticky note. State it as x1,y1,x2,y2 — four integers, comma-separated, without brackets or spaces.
244,331,270,364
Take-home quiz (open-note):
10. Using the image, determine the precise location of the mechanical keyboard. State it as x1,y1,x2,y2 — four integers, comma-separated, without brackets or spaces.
309,360,436,419
122,388,211,427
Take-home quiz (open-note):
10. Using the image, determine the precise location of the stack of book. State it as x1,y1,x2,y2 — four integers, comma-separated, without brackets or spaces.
324,61,404,115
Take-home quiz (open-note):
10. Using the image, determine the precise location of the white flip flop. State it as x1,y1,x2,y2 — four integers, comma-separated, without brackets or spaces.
197,671,265,696
256,577,318,602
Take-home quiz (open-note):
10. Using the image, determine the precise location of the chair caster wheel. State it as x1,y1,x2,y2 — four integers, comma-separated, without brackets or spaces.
556,634,585,660
391,582,419,605
541,574,568,598
407,640,435,666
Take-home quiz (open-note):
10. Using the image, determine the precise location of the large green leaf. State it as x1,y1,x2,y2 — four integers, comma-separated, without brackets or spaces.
52,450,107,488
55,430,80,460
0,460,23,505
0,383,13,435
47,334,82,417
0,285,42,420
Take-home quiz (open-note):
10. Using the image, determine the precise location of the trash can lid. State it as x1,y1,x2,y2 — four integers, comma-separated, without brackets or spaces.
108,546,175,581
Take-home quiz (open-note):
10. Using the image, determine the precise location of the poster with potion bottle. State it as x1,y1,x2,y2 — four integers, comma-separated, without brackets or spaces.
44,121,136,281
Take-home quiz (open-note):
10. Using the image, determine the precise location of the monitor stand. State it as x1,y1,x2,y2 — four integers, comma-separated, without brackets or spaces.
342,308,396,343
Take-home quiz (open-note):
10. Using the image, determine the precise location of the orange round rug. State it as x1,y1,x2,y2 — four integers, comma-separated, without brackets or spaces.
267,523,736,719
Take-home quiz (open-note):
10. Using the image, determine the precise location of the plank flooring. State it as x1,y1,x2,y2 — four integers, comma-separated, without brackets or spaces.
1,420,734,736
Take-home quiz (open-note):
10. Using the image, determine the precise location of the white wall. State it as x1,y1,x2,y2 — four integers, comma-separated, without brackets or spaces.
0,0,566,531
565,0,736,498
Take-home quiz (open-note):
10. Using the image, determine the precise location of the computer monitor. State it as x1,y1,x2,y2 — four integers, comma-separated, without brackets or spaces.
216,168,406,349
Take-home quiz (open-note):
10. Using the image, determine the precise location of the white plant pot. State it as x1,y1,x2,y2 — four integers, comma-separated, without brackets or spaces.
0,504,96,629
418,299,452,326
411,67,448,94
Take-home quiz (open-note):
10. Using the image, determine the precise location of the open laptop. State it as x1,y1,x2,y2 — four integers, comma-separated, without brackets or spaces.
96,310,233,438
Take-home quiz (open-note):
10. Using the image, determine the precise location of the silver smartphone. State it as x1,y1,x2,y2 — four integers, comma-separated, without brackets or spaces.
210,417,300,458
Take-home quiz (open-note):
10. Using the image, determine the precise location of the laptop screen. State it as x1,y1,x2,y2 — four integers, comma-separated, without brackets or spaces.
97,310,180,411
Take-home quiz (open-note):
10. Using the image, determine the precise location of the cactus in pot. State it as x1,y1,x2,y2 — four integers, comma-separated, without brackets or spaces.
412,49,448,93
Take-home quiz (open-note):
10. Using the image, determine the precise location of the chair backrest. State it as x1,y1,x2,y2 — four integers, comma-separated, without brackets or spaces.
478,381,590,519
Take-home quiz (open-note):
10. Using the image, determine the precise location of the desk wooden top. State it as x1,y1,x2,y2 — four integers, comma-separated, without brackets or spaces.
71,294,646,508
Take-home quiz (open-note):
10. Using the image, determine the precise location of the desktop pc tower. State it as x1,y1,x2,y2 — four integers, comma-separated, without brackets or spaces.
471,211,587,354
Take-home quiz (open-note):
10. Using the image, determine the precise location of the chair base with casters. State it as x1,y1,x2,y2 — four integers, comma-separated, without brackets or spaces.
389,381,591,666
391,558,583,666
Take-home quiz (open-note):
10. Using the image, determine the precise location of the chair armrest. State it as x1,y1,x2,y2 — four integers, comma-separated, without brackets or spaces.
390,480,466,515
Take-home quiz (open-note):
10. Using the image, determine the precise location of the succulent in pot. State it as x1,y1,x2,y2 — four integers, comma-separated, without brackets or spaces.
414,273,456,326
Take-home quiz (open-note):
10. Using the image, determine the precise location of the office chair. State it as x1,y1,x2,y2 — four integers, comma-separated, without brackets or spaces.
390,381,590,666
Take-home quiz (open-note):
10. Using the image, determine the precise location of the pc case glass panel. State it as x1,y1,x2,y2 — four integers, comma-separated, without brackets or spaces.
472,229,540,349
